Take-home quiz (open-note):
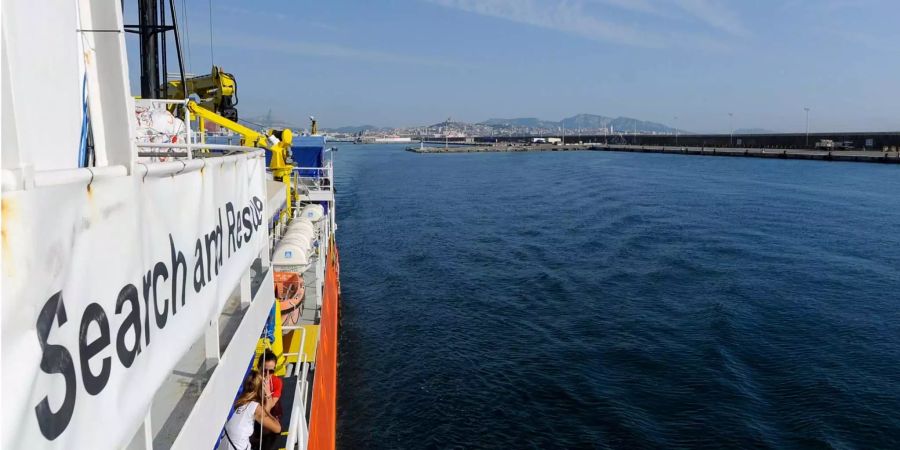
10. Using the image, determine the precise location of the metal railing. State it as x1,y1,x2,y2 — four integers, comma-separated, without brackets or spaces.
285,360,312,450
134,99,195,159
265,167,335,449
291,165,333,193
134,98,256,161
1,149,264,192
275,219,333,449
279,326,311,450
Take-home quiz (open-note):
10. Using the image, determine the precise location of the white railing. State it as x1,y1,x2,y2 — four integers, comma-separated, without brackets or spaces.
279,325,312,450
0,150,264,192
135,142,260,163
134,98,195,159
276,218,333,450
291,165,333,192
284,361,312,450
134,98,258,161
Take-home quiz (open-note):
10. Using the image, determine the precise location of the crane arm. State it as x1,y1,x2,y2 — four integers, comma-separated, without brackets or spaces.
186,101,293,175
186,101,296,213
187,101,268,148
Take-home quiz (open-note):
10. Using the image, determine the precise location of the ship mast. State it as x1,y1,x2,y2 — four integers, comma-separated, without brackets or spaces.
124,0,187,100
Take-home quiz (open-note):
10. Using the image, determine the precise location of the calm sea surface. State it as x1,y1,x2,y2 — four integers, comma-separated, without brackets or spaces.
334,144,900,449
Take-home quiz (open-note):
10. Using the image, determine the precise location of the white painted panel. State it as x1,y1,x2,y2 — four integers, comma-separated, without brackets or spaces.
1,0,84,170
1,155,268,449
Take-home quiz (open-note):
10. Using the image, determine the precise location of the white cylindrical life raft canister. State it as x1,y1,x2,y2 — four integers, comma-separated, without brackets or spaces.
272,241,310,272
300,204,325,222
272,218,319,271
287,218,315,235
279,235,312,253
284,226,315,242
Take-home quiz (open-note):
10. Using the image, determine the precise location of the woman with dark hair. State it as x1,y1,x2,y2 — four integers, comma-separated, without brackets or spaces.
251,351,284,450
259,351,283,417
220,370,281,450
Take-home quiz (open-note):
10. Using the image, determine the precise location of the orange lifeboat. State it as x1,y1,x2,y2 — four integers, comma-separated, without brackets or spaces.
274,271,305,349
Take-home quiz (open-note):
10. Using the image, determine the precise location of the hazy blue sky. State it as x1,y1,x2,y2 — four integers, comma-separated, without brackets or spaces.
126,0,899,133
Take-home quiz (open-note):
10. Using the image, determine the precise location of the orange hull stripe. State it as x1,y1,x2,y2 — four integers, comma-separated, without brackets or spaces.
308,240,340,450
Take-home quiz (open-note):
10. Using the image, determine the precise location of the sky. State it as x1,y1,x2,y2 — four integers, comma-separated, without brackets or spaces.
124,0,900,133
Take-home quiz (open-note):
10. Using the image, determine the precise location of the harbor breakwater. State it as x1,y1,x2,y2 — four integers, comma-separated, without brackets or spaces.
408,143,900,164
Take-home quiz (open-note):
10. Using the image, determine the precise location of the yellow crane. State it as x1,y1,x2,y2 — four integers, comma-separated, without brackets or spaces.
165,66,239,121
186,101,297,217
161,66,297,218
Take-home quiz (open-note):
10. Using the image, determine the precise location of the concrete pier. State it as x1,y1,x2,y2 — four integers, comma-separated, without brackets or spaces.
407,143,900,164
590,144,900,164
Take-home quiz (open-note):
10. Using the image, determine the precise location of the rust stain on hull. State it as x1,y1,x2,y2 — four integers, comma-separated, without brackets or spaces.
2,197,18,278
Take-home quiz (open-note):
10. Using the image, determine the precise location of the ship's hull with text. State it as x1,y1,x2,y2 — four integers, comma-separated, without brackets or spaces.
1,0,339,448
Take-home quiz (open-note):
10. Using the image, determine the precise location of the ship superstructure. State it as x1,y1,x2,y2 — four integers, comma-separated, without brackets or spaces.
1,0,339,449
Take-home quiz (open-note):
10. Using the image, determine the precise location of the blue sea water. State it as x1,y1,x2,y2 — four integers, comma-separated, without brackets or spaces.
334,144,900,449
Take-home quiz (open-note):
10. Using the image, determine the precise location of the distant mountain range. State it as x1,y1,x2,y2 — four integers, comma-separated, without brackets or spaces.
479,117,561,129
325,113,685,135
256,113,779,136
479,114,679,134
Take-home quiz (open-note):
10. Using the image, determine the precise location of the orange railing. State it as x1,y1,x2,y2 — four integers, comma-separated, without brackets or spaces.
308,237,339,450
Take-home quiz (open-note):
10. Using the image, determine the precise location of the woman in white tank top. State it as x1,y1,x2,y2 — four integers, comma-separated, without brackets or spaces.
220,370,281,450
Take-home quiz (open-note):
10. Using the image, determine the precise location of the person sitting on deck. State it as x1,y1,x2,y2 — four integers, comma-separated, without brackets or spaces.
260,350,283,417
249,351,284,450
220,370,281,450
